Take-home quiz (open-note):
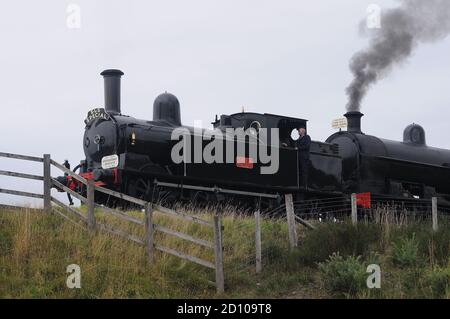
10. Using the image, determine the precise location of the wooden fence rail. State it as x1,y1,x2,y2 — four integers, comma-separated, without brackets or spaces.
0,170,43,181
154,204,213,227
0,188,44,199
51,178,87,203
0,152,43,163
154,224,215,249
0,151,225,293
96,204,144,226
51,196,88,222
154,244,216,269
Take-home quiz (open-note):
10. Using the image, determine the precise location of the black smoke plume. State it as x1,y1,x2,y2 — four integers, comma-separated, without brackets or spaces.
346,0,450,111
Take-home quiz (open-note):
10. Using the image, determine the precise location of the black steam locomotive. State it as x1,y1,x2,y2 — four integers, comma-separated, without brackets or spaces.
60,70,450,208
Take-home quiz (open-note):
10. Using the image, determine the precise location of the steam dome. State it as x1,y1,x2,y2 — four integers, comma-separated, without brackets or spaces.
153,92,181,126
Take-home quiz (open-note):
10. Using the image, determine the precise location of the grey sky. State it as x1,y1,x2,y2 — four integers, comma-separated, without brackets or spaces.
1,0,449,206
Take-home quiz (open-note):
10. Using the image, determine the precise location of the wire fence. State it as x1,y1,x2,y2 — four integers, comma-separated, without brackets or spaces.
215,192,450,279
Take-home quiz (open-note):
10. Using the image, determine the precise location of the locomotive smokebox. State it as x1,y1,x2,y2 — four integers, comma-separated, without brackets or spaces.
153,92,181,126
344,111,364,133
100,69,124,115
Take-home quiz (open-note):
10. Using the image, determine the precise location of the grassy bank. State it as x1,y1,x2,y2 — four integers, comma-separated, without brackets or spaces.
0,207,449,298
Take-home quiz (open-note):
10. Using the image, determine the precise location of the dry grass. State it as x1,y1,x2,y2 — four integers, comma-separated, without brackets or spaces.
0,206,315,298
1,205,449,299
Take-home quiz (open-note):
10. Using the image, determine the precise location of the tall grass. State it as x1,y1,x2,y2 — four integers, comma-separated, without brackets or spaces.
1,206,449,298
0,206,315,298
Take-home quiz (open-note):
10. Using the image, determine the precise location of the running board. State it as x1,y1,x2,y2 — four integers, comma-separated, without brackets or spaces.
154,179,280,199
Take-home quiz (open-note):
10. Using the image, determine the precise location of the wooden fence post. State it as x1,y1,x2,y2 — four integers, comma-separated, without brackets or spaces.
213,214,224,294
255,209,262,274
351,193,358,225
432,197,438,232
43,154,51,213
145,202,154,263
87,179,96,231
285,194,297,249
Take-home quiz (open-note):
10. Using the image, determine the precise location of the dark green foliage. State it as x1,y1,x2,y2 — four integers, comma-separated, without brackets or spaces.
296,223,382,266
423,267,450,298
391,234,420,268
318,253,367,295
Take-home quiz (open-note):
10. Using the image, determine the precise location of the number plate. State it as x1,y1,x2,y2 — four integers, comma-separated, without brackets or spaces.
101,154,119,169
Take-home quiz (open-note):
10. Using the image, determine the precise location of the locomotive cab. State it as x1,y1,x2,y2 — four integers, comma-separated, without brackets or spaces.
211,112,342,193
212,112,308,148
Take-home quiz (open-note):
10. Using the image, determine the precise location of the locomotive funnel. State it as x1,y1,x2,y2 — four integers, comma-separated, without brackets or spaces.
100,69,124,115
344,111,364,133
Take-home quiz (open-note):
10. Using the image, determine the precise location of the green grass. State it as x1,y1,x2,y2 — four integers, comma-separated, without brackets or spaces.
0,206,449,298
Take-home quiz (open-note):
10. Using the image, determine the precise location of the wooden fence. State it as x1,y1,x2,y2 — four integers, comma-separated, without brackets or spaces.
0,151,340,285
3,151,442,292
0,152,224,293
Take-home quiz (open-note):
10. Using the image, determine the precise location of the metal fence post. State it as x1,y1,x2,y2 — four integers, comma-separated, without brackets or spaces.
351,193,358,225
255,208,262,274
432,197,438,232
213,214,224,293
285,194,297,249
43,154,51,213
87,179,96,231
145,202,155,263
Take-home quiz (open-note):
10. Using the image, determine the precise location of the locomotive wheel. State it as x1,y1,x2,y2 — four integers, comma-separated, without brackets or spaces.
127,177,152,201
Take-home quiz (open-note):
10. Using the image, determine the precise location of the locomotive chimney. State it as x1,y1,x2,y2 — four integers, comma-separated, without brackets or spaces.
100,69,124,115
344,111,364,133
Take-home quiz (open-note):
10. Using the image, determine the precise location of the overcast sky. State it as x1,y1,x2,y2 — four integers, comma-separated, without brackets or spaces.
1,0,449,206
